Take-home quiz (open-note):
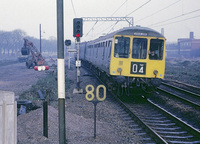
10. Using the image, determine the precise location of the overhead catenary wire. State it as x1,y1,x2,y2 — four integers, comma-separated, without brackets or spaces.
85,21,98,37
71,0,77,17
106,0,151,34
84,0,152,38
136,0,182,23
85,0,129,37
107,21,119,34
150,8,200,27
151,14,200,28
94,22,119,37
111,0,128,16
126,0,151,17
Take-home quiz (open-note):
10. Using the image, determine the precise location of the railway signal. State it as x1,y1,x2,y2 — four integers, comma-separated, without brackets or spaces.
73,18,83,39
72,18,83,94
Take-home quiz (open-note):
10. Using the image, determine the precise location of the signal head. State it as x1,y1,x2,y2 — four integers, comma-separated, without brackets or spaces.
73,18,83,38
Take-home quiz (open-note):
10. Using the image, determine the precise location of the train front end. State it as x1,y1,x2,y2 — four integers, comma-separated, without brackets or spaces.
109,27,165,94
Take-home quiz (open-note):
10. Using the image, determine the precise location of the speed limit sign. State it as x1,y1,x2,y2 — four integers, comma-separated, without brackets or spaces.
85,85,106,101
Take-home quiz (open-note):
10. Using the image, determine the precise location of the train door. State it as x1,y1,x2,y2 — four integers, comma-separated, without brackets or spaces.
110,36,131,76
130,37,148,76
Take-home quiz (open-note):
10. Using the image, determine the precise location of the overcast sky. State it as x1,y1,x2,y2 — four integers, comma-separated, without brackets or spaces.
0,0,200,42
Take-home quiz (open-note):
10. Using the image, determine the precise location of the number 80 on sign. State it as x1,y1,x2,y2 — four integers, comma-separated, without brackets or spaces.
85,85,106,101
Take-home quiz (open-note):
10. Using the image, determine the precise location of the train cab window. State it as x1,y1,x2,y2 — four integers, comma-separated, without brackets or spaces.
114,37,130,58
132,38,147,59
149,39,164,60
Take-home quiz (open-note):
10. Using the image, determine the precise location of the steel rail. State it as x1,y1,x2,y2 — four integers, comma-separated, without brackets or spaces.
158,87,200,111
161,82,200,99
148,99,200,141
113,96,168,144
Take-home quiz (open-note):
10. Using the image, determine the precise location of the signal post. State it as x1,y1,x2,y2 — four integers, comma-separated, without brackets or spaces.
73,18,83,94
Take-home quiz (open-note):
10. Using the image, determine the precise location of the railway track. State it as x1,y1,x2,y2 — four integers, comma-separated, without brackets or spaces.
158,82,200,110
97,80,200,143
115,96,200,144
163,80,200,95
83,65,200,143
112,96,165,143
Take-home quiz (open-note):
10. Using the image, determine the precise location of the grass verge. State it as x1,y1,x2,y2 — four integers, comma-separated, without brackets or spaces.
19,69,71,109
165,58,200,87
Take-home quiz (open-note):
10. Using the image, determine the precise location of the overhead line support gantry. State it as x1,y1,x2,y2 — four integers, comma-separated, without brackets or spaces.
82,17,134,27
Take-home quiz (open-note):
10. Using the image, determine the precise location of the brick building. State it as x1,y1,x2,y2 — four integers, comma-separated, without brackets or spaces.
166,32,200,58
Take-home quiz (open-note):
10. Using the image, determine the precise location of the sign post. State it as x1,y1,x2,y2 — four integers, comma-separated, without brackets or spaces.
85,84,106,138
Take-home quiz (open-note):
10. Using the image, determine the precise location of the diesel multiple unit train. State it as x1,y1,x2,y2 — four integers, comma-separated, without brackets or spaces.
79,26,165,96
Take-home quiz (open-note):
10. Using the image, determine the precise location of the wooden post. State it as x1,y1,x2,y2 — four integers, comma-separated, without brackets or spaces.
43,101,48,138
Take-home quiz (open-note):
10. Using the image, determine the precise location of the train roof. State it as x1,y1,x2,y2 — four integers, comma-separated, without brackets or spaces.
86,26,165,44
115,26,165,38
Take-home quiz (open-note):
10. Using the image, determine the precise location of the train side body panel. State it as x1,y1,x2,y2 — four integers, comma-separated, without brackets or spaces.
82,39,112,74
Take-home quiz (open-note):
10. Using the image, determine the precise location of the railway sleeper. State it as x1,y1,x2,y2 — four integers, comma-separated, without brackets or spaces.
143,119,171,123
163,135,194,139
156,131,187,135
153,127,181,131
168,140,200,144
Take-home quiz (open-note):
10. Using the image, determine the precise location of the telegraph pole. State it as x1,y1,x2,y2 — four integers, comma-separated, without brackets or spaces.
39,24,42,53
57,0,66,143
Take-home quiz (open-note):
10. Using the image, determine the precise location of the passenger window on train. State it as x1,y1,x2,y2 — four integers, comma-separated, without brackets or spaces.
132,38,147,59
108,46,111,58
149,39,164,60
103,42,105,47
114,37,130,58
108,40,112,47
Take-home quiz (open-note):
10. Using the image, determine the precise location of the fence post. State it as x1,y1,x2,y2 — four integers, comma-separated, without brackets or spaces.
43,101,48,138
0,91,17,144
14,101,17,144
3,101,6,144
